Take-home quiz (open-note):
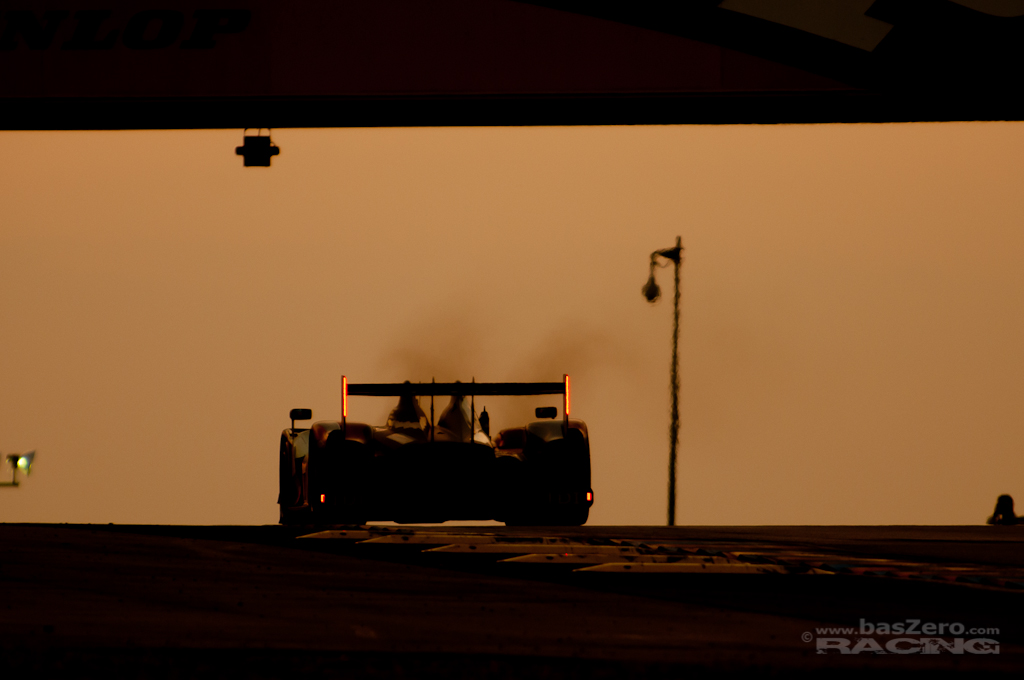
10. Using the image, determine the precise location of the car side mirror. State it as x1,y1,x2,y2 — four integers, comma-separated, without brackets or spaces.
289,408,312,429
535,407,557,419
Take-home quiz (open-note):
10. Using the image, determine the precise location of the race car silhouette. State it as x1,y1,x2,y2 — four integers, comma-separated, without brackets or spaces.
278,376,592,526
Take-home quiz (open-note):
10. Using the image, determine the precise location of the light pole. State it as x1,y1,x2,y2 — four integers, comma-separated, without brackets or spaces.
642,236,684,526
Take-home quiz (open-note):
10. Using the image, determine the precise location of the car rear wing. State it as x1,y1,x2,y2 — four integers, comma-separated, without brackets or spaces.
340,375,571,436
346,381,565,396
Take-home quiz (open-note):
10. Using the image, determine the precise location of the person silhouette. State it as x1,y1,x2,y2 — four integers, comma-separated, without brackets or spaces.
987,494,1019,525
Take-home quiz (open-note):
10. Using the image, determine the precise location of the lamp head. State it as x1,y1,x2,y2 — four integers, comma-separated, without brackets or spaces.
7,451,34,475
642,274,661,303
235,132,280,167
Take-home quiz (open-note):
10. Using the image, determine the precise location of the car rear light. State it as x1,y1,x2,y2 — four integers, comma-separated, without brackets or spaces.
320,494,326,503
563,374,570,417
586,491,593,502
342,375,348,418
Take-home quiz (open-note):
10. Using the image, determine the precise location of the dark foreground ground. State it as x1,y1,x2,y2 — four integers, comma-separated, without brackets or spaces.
1,523,1022,678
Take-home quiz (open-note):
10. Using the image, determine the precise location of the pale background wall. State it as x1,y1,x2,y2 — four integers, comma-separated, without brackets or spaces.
1,123,1021,525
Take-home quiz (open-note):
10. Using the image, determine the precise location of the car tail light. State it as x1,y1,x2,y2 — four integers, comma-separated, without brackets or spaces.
320,494,326,503
342,375,348,418
563,374,570,417
586,491,593,502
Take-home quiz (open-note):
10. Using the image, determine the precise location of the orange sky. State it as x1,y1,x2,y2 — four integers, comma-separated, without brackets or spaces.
1,122,1022,526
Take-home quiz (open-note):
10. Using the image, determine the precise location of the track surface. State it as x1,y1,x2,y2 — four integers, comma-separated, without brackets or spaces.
1,523,1022,678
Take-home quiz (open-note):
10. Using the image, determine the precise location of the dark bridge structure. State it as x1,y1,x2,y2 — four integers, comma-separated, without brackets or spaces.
2,0,1024,129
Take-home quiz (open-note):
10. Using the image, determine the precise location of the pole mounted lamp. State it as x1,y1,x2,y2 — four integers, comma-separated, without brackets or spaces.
642,236,684,526
236,128,280,167
1,451,35,488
